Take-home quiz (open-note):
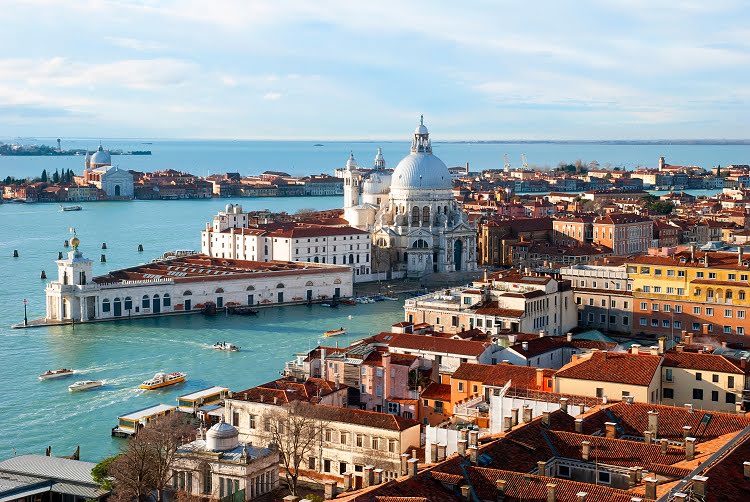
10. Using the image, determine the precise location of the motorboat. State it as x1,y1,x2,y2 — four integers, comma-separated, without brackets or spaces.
61,205,82,211
320,302,338,308
339,298,357,305
39,368,74,380
68,380,104,392
213,341,240,352
381,295,399,301
228,306,259,316
139,372,187,390
323,327,347,337
371,295,386,302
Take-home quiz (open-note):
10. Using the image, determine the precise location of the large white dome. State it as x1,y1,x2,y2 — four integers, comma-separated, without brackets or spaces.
90,144,111,166
391,153,452,190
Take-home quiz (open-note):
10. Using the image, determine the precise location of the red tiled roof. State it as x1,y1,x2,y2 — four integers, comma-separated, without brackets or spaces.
555,352,661,386
235,377,345,404
420,382,451,402
375,333,491,358
702,430,750,502
451,363,553,390
662,351,746,374
305,405,420,431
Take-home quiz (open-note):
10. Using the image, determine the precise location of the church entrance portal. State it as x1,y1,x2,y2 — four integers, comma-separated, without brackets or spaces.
454,240,463,271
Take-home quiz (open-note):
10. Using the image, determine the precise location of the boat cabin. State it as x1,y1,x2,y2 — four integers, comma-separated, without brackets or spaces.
177,386,230,414
112,403,177,437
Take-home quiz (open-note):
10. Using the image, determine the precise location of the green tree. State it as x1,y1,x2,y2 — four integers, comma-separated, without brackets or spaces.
41,169,48,182
52,169,60,183
91,455,117,491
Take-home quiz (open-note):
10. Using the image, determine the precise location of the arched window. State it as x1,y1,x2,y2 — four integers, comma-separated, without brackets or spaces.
411,206,420,225
412,239,429,248
306,281,314,286
444,205,448,214
314,257,319,263
246,285,255,291
707,289,714,299
422,206,430,225
183,290,192,296
694,288,701,296
102,298,111,313
349,254,354,264
215,288,224,293
163,293,171,307
740,290,746,300
276,283,285,288
153,294,160,299
726,290,733,300
124,296,133,310
334,278,342,284
142,295,150,308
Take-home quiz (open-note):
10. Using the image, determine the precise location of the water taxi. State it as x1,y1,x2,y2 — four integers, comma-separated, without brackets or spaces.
39,368,74,380
212,341,240,352
112,403,176,437
61,205,82,211
324,327,347,337
68,380,104,392
139,372,187,390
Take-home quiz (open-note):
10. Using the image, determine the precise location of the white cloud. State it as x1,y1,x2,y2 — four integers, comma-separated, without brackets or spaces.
105,36,167,52
263,92,282,101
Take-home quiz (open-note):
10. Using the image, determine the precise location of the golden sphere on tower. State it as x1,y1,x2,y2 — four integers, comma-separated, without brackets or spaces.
71,236,80,249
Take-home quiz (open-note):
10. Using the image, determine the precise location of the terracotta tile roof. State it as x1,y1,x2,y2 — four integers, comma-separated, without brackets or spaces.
235,377,345,404
420,382,451,402
451,363,554,390
305,405,420,431
472,301,526,317
375,333,491,358
546,431,685,468
702,429,750,502
582,401,750,442
662,351,746,374
595,213,652,225
508,336,569,358
555,352,661,386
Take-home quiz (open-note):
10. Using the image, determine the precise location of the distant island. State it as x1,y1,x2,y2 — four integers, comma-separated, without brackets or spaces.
0,143,151,156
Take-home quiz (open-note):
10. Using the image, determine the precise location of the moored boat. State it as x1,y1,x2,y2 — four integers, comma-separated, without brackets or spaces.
339,298,357,305
228,306,259,316
39,368,74,380
68,380,104,392
140,372,187,390
382,294,399,301
323,327,347,337
212,341,240,352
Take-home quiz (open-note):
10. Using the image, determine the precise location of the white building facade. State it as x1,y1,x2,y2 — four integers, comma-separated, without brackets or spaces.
343,118,477,279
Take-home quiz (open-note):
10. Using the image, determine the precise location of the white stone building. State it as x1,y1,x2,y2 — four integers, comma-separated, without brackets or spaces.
201,204,373,281
171,420,279,501
342,118,477,278
44,236,353,322
83,144,134,198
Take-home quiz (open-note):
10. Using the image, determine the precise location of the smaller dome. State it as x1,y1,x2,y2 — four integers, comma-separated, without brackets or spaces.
415,124,428,135
346,152,357,169
206,418,240,451
91,144,111,166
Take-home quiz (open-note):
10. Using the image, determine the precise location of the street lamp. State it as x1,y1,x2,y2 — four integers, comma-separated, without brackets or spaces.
23,298,28,327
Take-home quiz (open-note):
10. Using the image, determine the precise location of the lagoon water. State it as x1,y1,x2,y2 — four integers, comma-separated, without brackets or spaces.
2,139,750,180
0,139,747,462
0,196,408,462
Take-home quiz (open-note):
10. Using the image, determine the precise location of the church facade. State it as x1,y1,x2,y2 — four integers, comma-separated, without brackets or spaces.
343,118,477,279
83,144,134,199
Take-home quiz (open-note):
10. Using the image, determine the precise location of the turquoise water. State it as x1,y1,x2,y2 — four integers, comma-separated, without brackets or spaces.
0,197,406,461
2,139,750,179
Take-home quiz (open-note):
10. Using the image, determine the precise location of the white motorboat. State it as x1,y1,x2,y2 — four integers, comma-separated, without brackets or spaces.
212,341,240,352
68,380,104,392
39,368,74,380
140,372,187,390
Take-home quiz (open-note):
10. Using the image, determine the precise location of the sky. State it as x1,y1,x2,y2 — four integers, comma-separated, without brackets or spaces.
1,0,749,140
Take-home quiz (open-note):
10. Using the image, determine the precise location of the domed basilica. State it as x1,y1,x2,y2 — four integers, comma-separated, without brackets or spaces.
343,117,476,278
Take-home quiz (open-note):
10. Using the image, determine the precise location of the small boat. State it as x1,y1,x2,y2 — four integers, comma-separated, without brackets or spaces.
382,295,399,301
320,303,338,308
39,368,74,380
61,205,82,212
140,372,187,390
339,299,357,306
213,341,240,352
371,295,386,302
324,327,347,337
313,143,324,147
68,380,104,392
228,306,259,316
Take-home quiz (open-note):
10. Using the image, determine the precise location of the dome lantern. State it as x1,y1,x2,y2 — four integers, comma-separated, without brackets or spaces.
391,116,451,191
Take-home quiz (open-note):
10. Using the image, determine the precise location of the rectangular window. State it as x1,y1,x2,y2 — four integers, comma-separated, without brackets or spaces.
624,301,629,309
696,372,702,381
677,288,685,295
600,314,606,323
654,287,662,293
640,318,647,326
643,286,651,293
675,305,682,313
665,368,673,381
674,320,682,328
558,465,571,478
662,320,670,328
249,414,256,429
652,303,659,311
623,316,629,325
651,319,659,327
697,272,704,278
694,306,701,315
641,302,648,310
709,272,717,279
706,307,713,316
712,390,719,402
742,274,749,281
729,273,736,280
609,315,616,324
678,270,686,277
693,322,701,331
371,437,380,450
664,305,671,312
458,382,464,391
596,388,604,398
340,433,348,445
598,471,611,484
729,376,735,389
654,269,662,276
667,270,675,276
356,434,363,447
725,309,733,318
693,388,704,400
666,287,674,294
588,313,594,322
724,326,732,334
727,393,737,404
664,388,674,399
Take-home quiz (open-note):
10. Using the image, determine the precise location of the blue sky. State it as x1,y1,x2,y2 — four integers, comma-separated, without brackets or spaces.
1,0,749,140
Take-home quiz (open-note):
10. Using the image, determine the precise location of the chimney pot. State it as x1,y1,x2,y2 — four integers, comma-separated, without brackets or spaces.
430,443,438,462
342,472,352,492
559,397,569,414
437,443,447,462
537,460,546,475
691,475,708,497
523,406,533,423
685,437,696,461
673,493,688,501
546,483,557,502
468,446,479,465
460,485,470,500
631,344,640,355
542,411,550,427
469,430,479,448
644,430,653,444
511,408,520,426
363,465,374,487
661,438,669,454
576,492,588,502
682,425,692,438
457,439,468,456
503,416,513,432
323,480,337,500
373,468,383,485
743,461,750,479
496,480,507,502
400,453,410,476
605,422,617,439
575,418,583,433
644,477,658,499
629,467,639,487
566,332,573,342
581,441,591,461
407,458,419,478
647,410,659,438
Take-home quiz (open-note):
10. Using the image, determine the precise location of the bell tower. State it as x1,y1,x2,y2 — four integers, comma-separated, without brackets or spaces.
57,233,93,287
343,152,360,208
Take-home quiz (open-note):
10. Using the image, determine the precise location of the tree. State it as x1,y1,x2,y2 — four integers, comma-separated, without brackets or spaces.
52,169,60,184
92,455,117,491
108,413,194,502
41,169,48,182
259,401,328,496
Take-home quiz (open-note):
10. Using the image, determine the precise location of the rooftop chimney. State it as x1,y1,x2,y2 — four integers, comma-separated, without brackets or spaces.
400,453,409,476
605,422,617,439
575,418,583,433
407,458,419,478
559,397,569,414
644,430,653,444
323,480,337,500
628,467,639,487
743,461,750,479
503,416,513,432
469,430,479,448
542,411,550,427
631,344,641,355
468,446,478,465
661,438,669,454
685,437,696,461
658,337,666,355
363,465,374,487
581,441,591,461
546,483,557,502
539,330,545,338
457,439,468,456
566,332,573,342
683,426,693,439
523,406,533,423
684,333,693,345
649,346,659,356
511,408,520,426
496,480,507,502
647,411,659,438
373,468,383,485
342,472,352,492
576,492,588,502
437,443,447,462
691,475,708,497
460,485,470,501
644,477,658,499
537,460,547,475
536,368,545,389
522,341,529,351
